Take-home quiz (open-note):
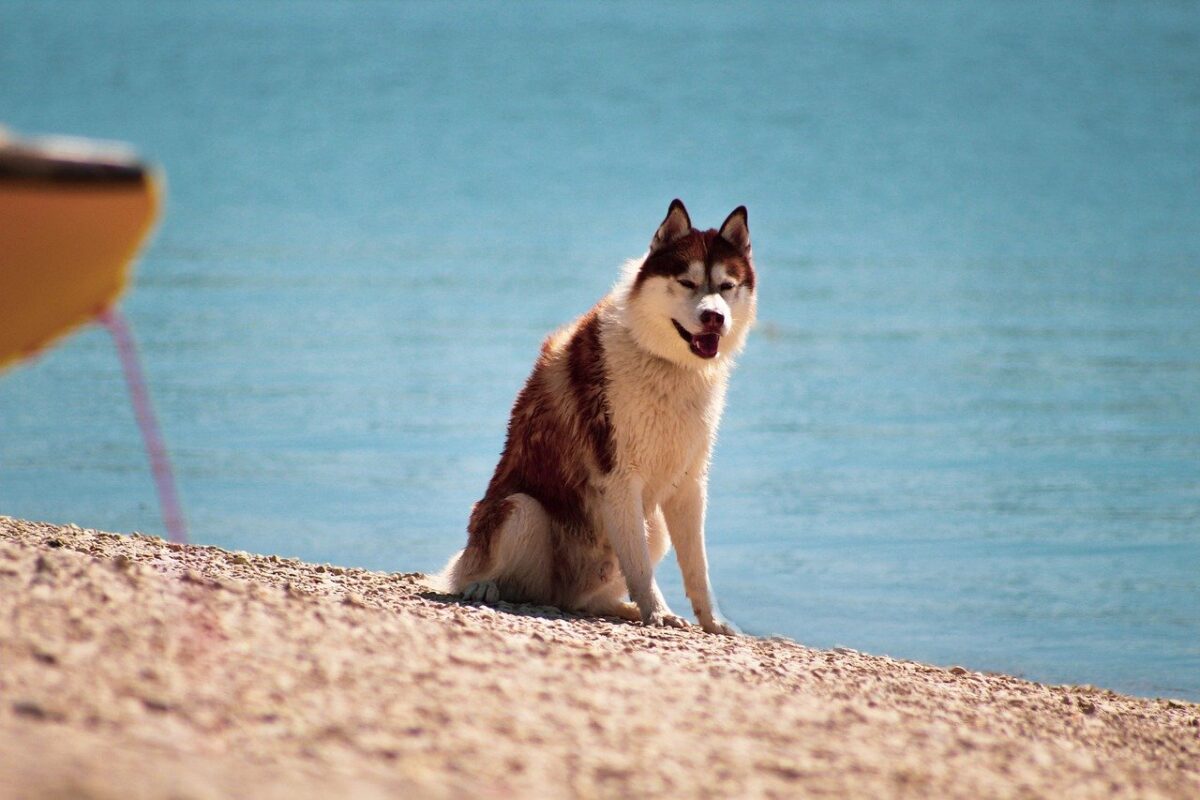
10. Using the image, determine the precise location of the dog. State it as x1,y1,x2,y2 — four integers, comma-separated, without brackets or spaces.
440,199,756,633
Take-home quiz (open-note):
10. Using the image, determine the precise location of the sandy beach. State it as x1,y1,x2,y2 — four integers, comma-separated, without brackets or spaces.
1,515,1196,798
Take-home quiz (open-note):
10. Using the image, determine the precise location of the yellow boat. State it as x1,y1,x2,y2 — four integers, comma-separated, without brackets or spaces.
1,128,184,543
0,128,160,369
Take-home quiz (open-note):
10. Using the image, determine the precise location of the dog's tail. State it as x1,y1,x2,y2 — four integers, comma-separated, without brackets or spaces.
419,548,463,594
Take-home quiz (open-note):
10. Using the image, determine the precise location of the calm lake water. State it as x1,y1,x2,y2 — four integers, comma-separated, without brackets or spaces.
2,1,1197,699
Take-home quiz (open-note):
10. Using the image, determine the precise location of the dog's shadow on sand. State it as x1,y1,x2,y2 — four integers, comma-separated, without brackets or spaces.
414,585,640,630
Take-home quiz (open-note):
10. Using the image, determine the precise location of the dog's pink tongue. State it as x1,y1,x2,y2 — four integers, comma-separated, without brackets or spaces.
694,333,720,358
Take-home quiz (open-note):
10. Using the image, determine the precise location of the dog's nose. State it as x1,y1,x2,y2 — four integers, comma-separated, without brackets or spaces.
700,310,725,330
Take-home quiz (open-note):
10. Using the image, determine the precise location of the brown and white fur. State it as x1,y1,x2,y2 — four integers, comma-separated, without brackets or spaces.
440,199,756,634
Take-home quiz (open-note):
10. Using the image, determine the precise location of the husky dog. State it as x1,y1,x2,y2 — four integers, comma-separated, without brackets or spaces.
442,199,756,634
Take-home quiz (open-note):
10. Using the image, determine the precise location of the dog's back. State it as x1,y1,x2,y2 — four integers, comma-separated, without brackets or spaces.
452,304,620,606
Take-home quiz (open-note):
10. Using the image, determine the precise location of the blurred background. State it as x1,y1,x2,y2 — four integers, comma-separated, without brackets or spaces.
1,1,1197,698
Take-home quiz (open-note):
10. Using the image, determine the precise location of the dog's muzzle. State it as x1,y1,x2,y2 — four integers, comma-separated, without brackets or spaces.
672,319,720,359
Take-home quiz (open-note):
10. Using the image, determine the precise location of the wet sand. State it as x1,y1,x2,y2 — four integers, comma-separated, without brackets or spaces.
1,515,1196,799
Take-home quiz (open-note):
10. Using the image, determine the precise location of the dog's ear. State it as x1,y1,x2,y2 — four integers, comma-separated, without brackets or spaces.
718,206,751,254
649,199,692,254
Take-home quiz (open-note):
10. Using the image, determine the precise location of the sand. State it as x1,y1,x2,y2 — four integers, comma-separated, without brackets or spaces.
0,515,1196,799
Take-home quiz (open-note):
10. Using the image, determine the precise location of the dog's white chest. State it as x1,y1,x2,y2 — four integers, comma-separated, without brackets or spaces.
607,359,724,501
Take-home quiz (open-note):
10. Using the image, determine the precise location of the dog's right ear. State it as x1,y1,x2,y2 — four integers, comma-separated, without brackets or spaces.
649,199,692,254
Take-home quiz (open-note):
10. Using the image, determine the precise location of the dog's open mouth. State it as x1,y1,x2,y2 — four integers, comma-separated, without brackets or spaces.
672,319,720,359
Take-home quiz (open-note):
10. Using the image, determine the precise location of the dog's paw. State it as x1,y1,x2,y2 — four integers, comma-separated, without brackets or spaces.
699,616,740,636
460,580,500,603
643,610,691,629
607,600,643,622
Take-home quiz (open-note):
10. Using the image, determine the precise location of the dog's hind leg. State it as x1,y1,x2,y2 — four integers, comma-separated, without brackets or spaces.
451,493,554,604
646,505,672,565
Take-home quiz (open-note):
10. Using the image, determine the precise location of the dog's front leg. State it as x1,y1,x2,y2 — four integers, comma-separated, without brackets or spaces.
663,470,739,635
602,477,687,628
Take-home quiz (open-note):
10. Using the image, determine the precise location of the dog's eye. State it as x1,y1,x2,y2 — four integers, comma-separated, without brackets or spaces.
719,282,736,292
677,279,698,290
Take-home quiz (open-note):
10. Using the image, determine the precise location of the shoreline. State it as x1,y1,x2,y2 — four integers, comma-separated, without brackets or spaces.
2,514,1197,798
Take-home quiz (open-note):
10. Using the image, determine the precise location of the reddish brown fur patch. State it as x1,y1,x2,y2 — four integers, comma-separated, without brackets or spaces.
634,229,755,293
566,310,615,474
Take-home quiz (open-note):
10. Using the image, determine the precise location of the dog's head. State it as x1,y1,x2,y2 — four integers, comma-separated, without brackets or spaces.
621,199,756,369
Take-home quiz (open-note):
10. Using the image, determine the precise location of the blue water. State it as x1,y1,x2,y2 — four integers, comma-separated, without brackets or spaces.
2,1,1197,699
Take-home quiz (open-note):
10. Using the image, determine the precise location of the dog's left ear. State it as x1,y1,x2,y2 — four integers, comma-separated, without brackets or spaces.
718,206,751,254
